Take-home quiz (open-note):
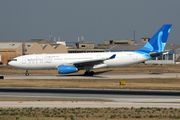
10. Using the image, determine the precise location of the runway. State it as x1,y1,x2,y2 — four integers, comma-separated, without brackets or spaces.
2,73,180,108
0,87,180,108
3,73,180,79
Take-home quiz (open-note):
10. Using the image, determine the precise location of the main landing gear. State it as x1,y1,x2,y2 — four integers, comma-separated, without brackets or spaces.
25,70,29,76
84,71,94,76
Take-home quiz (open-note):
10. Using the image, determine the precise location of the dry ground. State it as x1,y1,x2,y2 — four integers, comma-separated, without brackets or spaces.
1,78,180,90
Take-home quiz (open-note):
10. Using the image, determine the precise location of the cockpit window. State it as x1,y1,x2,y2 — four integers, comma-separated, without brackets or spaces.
12,59,17,61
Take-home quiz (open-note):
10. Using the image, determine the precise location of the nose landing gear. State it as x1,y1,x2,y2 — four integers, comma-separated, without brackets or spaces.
25,70,29,76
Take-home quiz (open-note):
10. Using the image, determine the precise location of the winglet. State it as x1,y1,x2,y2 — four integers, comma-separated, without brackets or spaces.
109,54,116,59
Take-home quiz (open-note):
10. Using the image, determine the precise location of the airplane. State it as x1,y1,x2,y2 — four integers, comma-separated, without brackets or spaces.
8,24,172,76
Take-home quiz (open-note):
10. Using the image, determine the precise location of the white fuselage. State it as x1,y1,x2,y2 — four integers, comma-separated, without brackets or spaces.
8,52,148,70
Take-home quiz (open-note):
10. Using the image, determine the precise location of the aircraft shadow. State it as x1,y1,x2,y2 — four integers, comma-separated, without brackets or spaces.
148,73,163,75
56,70,113,78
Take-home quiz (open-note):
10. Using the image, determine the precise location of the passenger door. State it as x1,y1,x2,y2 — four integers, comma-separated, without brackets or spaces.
22,57,26,64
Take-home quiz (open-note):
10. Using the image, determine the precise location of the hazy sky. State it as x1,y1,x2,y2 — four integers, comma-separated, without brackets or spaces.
1,0,180,45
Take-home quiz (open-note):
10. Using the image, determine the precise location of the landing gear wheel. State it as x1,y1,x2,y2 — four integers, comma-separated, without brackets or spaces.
25,70,29,76
25,73,29,76
84,71,94,76
89,71,94,76
84,71,89,76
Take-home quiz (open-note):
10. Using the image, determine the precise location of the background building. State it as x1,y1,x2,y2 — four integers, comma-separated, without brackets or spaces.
0,42,23,64
0,39,68,64
141,38,151,44
105,39,135,45
68,42,105,53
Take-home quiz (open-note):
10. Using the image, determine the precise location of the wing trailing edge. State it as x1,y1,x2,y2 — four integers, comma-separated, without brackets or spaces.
73,54,116,66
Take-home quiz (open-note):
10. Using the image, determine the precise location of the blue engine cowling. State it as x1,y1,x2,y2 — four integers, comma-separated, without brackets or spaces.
58,65,78,74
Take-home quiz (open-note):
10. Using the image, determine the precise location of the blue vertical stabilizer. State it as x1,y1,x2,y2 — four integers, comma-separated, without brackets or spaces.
135,24,172,58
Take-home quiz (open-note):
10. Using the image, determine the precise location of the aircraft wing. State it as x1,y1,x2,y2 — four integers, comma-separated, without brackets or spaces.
72,54,116,67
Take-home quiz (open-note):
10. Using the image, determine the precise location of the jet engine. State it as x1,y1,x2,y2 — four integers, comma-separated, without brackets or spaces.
58,65,78,74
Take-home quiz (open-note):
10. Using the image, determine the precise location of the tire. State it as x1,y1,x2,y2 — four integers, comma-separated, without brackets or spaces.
84,71,89,76
89,71,94,76
25,73,29,76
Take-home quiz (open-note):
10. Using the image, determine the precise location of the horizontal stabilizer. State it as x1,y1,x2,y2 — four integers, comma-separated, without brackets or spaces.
149,51,169,57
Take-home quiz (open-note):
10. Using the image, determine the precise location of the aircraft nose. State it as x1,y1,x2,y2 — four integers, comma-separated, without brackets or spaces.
8,61,12,66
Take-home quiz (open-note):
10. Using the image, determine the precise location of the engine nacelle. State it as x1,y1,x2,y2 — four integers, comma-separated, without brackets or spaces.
58,65,78,74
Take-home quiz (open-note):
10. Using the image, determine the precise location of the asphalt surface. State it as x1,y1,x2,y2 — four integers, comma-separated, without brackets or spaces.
0,87,180,97
3,73,180,79
0,87,180,108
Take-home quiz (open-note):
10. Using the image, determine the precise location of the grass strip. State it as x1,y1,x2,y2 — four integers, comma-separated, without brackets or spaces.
1,78,180,90
0,107,179,120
